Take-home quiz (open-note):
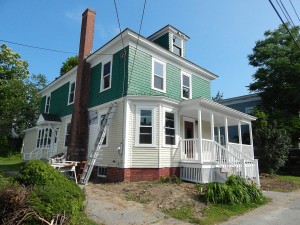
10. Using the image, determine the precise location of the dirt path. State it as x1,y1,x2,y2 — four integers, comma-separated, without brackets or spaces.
84,183,194,225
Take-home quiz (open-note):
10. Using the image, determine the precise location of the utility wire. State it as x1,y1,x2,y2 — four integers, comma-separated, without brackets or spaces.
130,0,147,78
277,0,296,27
289,0,300,23
113,0,125,49
269,0,300,51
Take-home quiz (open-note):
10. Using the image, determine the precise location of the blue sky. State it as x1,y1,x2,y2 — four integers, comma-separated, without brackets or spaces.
1,0,299,98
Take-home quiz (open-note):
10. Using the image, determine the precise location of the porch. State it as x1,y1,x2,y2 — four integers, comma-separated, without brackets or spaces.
178,98,260,185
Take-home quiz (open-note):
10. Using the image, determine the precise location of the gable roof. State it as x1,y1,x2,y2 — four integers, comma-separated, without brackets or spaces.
37,113,62,125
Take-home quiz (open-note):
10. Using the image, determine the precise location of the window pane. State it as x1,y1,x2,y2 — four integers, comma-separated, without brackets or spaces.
183,75,190,87
140,127,152,134
140,134,152,144
166,136,175,145
166,128,175,136
154,76,163,90
173,37,181,47
182,87,190,98
140,110,152,125
104,62,111,75
103,75,110,89
71,82,75,92
69,93,74,103
154,62,163,77
173,45,181,56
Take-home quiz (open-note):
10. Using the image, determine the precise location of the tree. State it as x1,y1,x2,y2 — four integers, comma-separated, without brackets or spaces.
253,109,292,174
0,44,47,154
248,24,300,146
60,55,78,76
212,91,223,101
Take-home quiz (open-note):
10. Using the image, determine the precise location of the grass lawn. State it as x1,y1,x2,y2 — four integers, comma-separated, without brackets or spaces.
0,154,24,173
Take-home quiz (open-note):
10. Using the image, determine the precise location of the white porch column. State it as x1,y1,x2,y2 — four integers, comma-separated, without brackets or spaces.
211,113,214,141
225,117,229,149
249,122,254,159
238,121,242,151
198,109,203,163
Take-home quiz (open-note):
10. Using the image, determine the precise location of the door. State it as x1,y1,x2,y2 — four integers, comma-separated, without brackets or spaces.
184,121,194,158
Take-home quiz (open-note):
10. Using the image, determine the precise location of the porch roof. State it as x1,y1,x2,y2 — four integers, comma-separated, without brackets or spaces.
37,113,62,126
179,97,256,125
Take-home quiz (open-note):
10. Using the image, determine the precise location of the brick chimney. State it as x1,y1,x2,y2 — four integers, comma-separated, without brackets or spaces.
67,8,96,161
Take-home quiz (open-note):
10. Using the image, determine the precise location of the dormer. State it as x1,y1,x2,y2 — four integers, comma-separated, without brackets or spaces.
148,25,190,58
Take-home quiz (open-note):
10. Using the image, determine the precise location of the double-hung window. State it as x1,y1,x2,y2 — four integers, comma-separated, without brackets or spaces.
68,81,76,104
138,109,153,144
152,58,166,92
172,35,182,56
101,60,112,92
45,95,51,113
165,112,176,145
64,122,71,147
181,72,191,99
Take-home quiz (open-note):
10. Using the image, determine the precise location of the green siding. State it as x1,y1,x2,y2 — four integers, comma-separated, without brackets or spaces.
88,47,128,108
152,33,170,50
166,64,181,100
49,83,73,117
40,96,46,113
192,75,211,99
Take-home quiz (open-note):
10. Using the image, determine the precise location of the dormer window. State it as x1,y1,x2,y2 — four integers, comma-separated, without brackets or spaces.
173,36,182,56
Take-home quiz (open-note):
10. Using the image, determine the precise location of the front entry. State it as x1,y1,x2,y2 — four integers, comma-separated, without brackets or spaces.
184,120,194,159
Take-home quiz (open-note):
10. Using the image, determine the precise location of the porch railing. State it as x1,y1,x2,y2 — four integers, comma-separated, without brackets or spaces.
180,139,260,185
228,143,254,160
23,147,54,161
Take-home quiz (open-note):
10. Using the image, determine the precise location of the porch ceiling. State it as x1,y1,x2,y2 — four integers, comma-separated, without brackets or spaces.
179,97,256,126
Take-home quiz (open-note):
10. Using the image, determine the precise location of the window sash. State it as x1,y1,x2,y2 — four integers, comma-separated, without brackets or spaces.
182,74,191,99
139,109,153,144
165,112,175,145
101,61,111,91
45,96,51,113
68,82,76,104
65,123,71,147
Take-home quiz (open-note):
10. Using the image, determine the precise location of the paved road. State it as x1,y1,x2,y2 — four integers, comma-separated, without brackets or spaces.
222,190,300,225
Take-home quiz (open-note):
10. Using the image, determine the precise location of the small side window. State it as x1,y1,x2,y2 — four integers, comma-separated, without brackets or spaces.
45,95,51,113
68,82,76,104
64,123,71,147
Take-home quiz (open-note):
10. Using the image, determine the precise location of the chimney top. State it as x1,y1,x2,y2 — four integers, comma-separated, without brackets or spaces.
82,8,96,16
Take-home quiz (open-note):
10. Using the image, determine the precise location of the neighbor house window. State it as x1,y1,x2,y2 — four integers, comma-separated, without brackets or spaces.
245,107,254,114
152,58,166,92
101,60,112,92
173,35,182,56
139,109,153,144
181,72,191,99
45,95,51,113
68,81,76,104
64,122,71,147
165,112,176,145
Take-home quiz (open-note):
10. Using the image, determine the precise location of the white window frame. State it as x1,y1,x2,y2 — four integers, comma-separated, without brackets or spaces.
171,34,183,57
151,58,166,93
100,58,112,92
99,110,109,147
181,71,192,99
163,108,178,147
64,121,71,147
68,81,76,105
45,95,51,113
135,106,156,147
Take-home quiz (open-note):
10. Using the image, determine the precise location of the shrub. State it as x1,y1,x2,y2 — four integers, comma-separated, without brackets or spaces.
171,175,182,184
159,176,170,183
15,160,84,223
205,175,265,205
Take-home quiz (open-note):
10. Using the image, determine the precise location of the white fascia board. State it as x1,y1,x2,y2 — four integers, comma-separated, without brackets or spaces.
180,97,257,121
39,66,78,96
127,31,217,81
126,95,180,108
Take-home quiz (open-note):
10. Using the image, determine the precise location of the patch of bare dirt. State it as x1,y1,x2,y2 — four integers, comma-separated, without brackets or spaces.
86,179,206,223
260,174,300,192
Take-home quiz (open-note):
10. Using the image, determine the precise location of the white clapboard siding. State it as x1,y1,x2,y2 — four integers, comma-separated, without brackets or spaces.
23,128,38,153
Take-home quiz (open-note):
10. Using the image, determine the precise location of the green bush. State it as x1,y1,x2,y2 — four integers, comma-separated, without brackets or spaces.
15,160,84,222
205,175,265,205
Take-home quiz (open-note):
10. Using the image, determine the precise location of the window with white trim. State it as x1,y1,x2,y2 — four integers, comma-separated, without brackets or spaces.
36,127,52,148
101,60,112,92
68,81,76,104
245,107,254,114
165,111,176,145
64,122,71,147
138,109,153,144
100,114,108,146
45,95,51,113
172,35,182,56
181,72,191,99
152,58,166,92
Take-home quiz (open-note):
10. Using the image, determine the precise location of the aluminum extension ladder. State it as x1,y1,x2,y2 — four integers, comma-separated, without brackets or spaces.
79,102,117,184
